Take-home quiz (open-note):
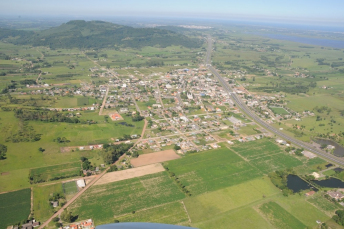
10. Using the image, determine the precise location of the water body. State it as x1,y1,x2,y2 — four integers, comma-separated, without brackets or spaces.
313,178,344,188
287,175,317,193
257,34,344,49
314,138,344,157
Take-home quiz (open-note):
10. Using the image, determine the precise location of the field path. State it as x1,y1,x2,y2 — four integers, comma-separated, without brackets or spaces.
39,118,148,228
99,87,109,115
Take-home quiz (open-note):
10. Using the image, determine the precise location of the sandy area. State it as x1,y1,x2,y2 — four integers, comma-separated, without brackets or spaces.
95,163,165,185
130,149,181,167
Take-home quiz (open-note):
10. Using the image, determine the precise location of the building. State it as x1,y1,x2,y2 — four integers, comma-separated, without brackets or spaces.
305,191,315,196
327,190,344,200
77,179,86,188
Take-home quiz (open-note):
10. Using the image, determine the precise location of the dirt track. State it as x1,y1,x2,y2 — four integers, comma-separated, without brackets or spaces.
130,149,180,167
95,163,165,185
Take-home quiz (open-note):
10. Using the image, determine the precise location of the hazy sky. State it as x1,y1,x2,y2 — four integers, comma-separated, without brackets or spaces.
1,0,344,24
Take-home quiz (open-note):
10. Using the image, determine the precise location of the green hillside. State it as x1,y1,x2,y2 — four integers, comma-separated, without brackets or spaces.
0,20,202,49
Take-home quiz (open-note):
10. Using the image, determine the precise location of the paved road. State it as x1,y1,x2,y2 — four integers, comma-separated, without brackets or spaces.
206,37,344,167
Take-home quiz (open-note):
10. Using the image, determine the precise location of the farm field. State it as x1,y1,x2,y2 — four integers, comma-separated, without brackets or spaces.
69,171,185,225
259,201,307,229
0,189,31,229
116,202,189,226
130,149,180,167
33,183,63,222
164,146,262,195
29,162,81,183
63,181,79,200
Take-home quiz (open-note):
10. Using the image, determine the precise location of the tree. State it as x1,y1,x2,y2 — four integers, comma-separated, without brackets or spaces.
0,144,7,160
61,211,73,223
38,147,45,152
174,145,181,151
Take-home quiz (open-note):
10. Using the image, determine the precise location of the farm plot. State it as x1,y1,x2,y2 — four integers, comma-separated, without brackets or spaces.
116,202,189,226
69,171,185,225
164,147,262,195
33,183,63,222
0,189,31,229
307,195,338,214
259,202,306,229
231,140,303,174
95,163,165,185
130,150,181,167
63,181,79,200
184,177,279,223
29,162,81,183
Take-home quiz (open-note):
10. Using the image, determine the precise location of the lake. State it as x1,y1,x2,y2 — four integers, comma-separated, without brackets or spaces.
314,138,344,157
287,175,317,193
258,34,344,49
313,178,344,188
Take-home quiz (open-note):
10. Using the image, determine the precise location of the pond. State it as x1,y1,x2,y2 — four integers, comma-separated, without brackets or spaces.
314,138,344,157
287,175,318,193
313,178,344,188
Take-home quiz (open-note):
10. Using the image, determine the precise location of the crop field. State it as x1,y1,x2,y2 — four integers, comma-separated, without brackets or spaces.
259,201,306,229
230,139,303,173
63,181,79,199
307,195,339,213
270,107,289,115
116,202,189,226
0,189,31,229
164,147,262,195
69,171,185,225
184,177,279,223
33,183,63,222
29,162,81,183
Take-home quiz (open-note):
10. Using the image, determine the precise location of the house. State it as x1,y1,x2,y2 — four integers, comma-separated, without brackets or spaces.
311,172,320,179
77,179,86,188
21,220,40,229
327,190,344,200
305,191,315,196
51,201,59,208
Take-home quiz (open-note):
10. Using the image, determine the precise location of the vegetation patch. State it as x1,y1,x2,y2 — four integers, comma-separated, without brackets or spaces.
259,201,307,229
0,188,31,229
29,162,81,183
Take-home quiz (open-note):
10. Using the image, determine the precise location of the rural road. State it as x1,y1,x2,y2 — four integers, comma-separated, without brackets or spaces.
205,37,344,167
39,119,148,228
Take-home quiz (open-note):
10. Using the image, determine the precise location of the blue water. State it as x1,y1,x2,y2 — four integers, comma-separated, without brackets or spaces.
258,34,344,49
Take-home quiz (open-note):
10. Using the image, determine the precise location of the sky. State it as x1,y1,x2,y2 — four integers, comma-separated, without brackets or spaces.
1,0,344,25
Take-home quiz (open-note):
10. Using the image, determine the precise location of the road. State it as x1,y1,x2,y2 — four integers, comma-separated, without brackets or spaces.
205,37,344,167
99,87,109,115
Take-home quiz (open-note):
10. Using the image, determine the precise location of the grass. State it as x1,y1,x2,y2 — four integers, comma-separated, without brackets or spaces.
184,177,279,223
0,189,31,229
33,183,63,222
230,139,303,174
29,162,81,183
69,171,185,225
270,107,289,115
116,202,189,226
165,146,262,195
63,181,78,200
259,201,307,229
307,195,339,213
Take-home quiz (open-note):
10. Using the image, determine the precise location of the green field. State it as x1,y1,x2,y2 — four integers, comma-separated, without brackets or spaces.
0,189,31,229
230,139,303,173
165,146,262,195
29,162,81,183
69,172,185,225
63,181,79,200
307,195,339,213
33,183,63,222
270,107,289,115
259,201,307,229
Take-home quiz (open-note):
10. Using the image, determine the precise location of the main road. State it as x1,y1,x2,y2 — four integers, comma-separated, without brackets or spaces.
205,37,344,166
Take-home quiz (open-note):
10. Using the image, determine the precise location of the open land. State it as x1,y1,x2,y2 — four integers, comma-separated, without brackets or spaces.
130,150,181,167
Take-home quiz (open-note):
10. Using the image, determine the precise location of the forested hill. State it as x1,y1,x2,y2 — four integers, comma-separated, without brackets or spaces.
0,20,202,49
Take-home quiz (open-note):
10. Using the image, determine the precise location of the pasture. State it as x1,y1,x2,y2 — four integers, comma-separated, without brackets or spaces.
0,189,31,229
69,171,185,225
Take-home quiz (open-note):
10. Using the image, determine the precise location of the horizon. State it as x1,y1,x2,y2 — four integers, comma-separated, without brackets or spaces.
1,0,344,27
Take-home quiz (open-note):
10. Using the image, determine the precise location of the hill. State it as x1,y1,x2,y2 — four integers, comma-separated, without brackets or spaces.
0,20,202,49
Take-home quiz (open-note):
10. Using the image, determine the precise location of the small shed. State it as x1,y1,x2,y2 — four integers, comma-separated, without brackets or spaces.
77,179,86,188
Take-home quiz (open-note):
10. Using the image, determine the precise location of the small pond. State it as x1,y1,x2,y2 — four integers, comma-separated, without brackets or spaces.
287,175,318,193
313,178,344,188
314,138,344,157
